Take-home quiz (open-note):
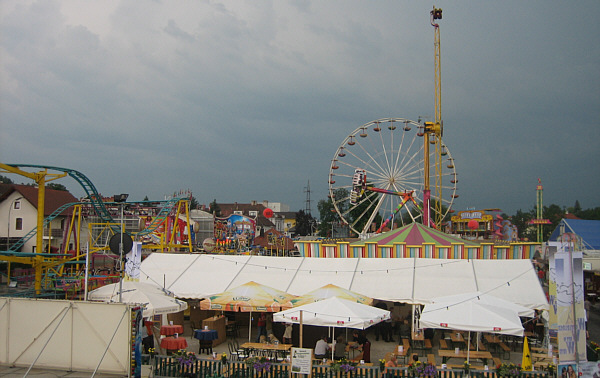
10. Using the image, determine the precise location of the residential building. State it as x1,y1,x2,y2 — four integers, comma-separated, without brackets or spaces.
0,184,79,253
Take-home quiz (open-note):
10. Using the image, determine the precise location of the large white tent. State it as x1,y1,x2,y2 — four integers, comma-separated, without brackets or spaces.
138,254,548,310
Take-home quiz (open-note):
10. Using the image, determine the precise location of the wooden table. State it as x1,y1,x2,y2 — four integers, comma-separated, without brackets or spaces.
438,349,492,365
241,342,293,352
160,324,184,336
346,341,359,359
531,353,553,363
484,334,501,344
393,344,410,365
449,332,466,345
411,331,425,351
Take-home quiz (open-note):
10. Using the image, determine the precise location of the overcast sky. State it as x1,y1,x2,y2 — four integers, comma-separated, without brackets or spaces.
1,1,599,217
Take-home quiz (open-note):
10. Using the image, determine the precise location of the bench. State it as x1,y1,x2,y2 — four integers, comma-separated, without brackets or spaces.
424,339,433,350
471,341,486,351
498,342,511,360
493,357,502,367
439,339,449,350
427,354,436,365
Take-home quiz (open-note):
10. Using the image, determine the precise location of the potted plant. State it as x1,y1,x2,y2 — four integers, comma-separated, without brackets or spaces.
463,361,471,374
496,362,522,377
330,358,357,376
171,349,197,377
407,361,437,377
245,356,272,375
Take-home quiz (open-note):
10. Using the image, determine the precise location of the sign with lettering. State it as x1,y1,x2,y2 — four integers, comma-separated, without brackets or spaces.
291,348,312,375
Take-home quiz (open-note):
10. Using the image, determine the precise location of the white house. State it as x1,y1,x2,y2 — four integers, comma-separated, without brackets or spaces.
0,184,79,253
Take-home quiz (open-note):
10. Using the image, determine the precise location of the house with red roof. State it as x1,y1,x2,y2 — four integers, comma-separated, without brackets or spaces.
0,184,79,253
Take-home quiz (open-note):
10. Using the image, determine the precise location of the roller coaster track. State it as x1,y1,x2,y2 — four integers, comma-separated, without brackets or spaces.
7,164,116,223
2,164,188,250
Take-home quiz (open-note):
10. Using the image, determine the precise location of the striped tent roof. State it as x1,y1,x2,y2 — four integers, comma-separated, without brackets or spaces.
351,222,480,246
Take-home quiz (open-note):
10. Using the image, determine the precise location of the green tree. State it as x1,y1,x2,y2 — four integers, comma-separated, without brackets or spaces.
209,199,221,217
189,196,200,210
47,183,68,191
577,206,600,220
543,204,564,240
0,175,14,184
510,208,535,241
317,191,344,237
294,210,315,236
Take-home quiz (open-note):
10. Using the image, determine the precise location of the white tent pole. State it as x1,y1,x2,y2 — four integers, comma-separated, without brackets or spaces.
467,331,471,363
331,327,335,360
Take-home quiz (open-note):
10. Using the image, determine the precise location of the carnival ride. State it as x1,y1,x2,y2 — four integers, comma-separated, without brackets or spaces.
328,8,454,238
328,118,457,237
0,163,193,294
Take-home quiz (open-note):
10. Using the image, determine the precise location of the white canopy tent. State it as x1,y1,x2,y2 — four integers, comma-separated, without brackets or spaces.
419,292,532,362
273,296,390,356
418,292,533,337
138,254,548,310
274,296,390,329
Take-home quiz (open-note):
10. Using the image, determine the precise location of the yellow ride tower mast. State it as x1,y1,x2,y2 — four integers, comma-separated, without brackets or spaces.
423,6,444,228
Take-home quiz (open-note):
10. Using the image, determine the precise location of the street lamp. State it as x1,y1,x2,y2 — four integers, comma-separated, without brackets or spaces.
114,194,129,302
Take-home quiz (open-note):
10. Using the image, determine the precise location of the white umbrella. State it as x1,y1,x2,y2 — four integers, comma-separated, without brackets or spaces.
88,281,188,317
419,292,530,363
419,291,533,336
274,296,390,329
274,296,390,353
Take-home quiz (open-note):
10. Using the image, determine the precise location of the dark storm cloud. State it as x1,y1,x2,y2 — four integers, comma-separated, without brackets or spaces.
1,0,598,215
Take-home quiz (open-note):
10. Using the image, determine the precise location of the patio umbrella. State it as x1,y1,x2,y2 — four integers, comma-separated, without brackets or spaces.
291,284,373,307
419,292,531,362
419,291,533,335
274,296,390,352
88,281,188,317
200,281,296,340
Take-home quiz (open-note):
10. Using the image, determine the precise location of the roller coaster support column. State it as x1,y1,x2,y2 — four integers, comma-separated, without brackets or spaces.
0,164,67,294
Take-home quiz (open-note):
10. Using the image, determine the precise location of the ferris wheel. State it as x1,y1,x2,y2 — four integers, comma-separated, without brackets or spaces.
328,118,458,237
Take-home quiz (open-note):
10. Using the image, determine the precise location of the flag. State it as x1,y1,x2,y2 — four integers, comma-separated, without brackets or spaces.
521,337,532,371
